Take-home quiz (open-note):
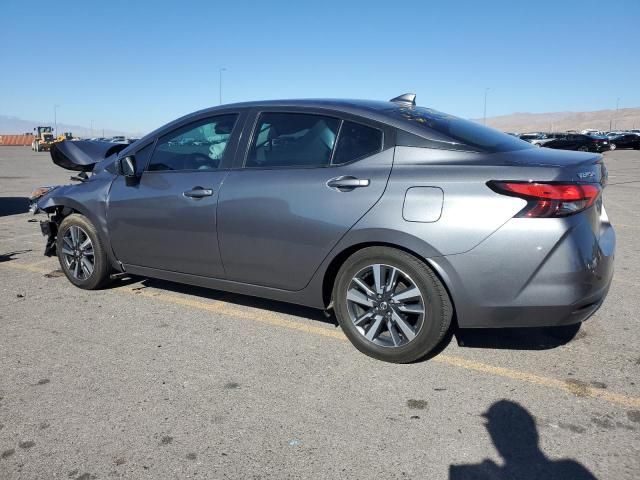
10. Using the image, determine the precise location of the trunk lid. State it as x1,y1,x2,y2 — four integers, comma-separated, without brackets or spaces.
497,147,607,185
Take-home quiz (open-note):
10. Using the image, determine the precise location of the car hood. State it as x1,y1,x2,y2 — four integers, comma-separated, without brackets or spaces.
50,140,128,171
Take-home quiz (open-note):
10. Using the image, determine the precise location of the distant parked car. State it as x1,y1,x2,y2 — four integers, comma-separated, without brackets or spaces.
518,133,552,147
518,133,545,142
542,134,612,152
609,134,640,150
581,129,605,136
545,132,568,139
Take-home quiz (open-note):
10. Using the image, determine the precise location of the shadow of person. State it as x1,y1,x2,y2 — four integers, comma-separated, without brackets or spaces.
450,400,597,480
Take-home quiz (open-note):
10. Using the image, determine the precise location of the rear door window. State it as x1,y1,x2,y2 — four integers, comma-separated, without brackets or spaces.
245,113,340,168
332,121,383,164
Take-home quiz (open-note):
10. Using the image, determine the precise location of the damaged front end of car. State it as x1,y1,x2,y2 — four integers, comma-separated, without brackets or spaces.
29,140,127,256
29,185,65,256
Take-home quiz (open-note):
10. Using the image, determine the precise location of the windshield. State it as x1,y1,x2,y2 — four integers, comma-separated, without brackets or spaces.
385,105,533,153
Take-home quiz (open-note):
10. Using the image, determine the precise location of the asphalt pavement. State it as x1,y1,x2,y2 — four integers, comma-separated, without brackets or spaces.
0,146,639,479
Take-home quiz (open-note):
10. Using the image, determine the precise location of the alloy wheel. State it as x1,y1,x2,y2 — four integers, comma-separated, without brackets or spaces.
61,225,94,280
345,264,425,348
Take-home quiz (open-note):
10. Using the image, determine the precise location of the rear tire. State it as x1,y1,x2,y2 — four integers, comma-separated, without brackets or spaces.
333,247,452,363
56,214,111,290
578,146,589,152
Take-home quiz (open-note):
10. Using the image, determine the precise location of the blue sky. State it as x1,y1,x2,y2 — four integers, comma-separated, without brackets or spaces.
1,0,638,134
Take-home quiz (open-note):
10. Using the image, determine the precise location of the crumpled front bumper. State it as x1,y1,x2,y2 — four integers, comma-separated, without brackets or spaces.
38,218,58,256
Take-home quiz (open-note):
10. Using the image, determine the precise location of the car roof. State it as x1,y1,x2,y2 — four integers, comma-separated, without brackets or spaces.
192,98,406,124
214,97,395,109
124,98,420,154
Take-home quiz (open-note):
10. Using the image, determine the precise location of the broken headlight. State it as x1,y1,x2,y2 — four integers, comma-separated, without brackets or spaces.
29,185,58,201
28,185,58,214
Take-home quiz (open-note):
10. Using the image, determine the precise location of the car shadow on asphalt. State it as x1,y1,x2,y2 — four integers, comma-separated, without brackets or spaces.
111,276,582,355
449,399,598,479
454,324,582,350
0,197,28,217
122,277,334,325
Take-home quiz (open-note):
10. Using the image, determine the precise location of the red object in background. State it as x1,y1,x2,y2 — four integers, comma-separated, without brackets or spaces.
0,134,34,146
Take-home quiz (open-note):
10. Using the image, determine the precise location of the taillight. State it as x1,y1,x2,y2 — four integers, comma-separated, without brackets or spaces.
488,181,601,218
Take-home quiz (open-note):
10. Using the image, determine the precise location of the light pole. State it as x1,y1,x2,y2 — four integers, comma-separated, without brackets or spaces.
483,88,490,125
615,97,620,130
53,104,60,137
219,67,227,105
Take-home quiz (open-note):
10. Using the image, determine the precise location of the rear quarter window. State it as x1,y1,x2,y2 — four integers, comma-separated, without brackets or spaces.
388,106,533,153
333,121,382,164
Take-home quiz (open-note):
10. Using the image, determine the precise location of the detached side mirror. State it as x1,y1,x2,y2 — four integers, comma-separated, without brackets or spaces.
117,155,138,186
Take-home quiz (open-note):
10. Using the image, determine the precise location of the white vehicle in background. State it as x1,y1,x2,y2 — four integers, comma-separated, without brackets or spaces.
518,133,547,146
581,129,605,136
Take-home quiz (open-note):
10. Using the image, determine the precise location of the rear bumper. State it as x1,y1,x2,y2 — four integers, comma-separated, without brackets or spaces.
448,278,612,328
431,206,615,328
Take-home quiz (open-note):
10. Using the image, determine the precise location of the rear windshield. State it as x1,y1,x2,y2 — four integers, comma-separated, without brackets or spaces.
385,105,533,153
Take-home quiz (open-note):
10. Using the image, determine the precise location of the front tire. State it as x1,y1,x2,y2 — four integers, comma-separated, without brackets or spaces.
333,247,452,363
609,143,617,151
56,214,111,289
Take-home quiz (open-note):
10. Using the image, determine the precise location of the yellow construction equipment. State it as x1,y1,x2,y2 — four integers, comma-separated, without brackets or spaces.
55,132,73,143
31,126,55,152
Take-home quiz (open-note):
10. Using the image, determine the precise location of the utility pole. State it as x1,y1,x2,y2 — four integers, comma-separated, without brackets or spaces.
53,104,60,137
483,88,490,125
219,67,227,105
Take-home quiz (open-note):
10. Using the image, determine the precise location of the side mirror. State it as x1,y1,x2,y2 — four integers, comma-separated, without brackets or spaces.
117,155,138,186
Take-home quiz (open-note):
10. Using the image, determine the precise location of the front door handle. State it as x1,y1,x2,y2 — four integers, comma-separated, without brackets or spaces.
326,176,370,191
183,187,214,198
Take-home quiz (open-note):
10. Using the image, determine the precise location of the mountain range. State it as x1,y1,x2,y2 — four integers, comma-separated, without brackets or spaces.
2,107,640,138
474,107,640,133
0,115,135,138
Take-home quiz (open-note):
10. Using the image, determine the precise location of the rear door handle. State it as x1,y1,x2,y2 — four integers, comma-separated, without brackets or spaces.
183,187,214,198
326,176,370,191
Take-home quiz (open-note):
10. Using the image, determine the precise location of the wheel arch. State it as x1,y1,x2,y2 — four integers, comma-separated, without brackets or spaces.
320,235,459,327
38,196,121,271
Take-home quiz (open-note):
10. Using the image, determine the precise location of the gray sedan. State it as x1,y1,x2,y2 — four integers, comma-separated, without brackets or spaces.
31,94,615,363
